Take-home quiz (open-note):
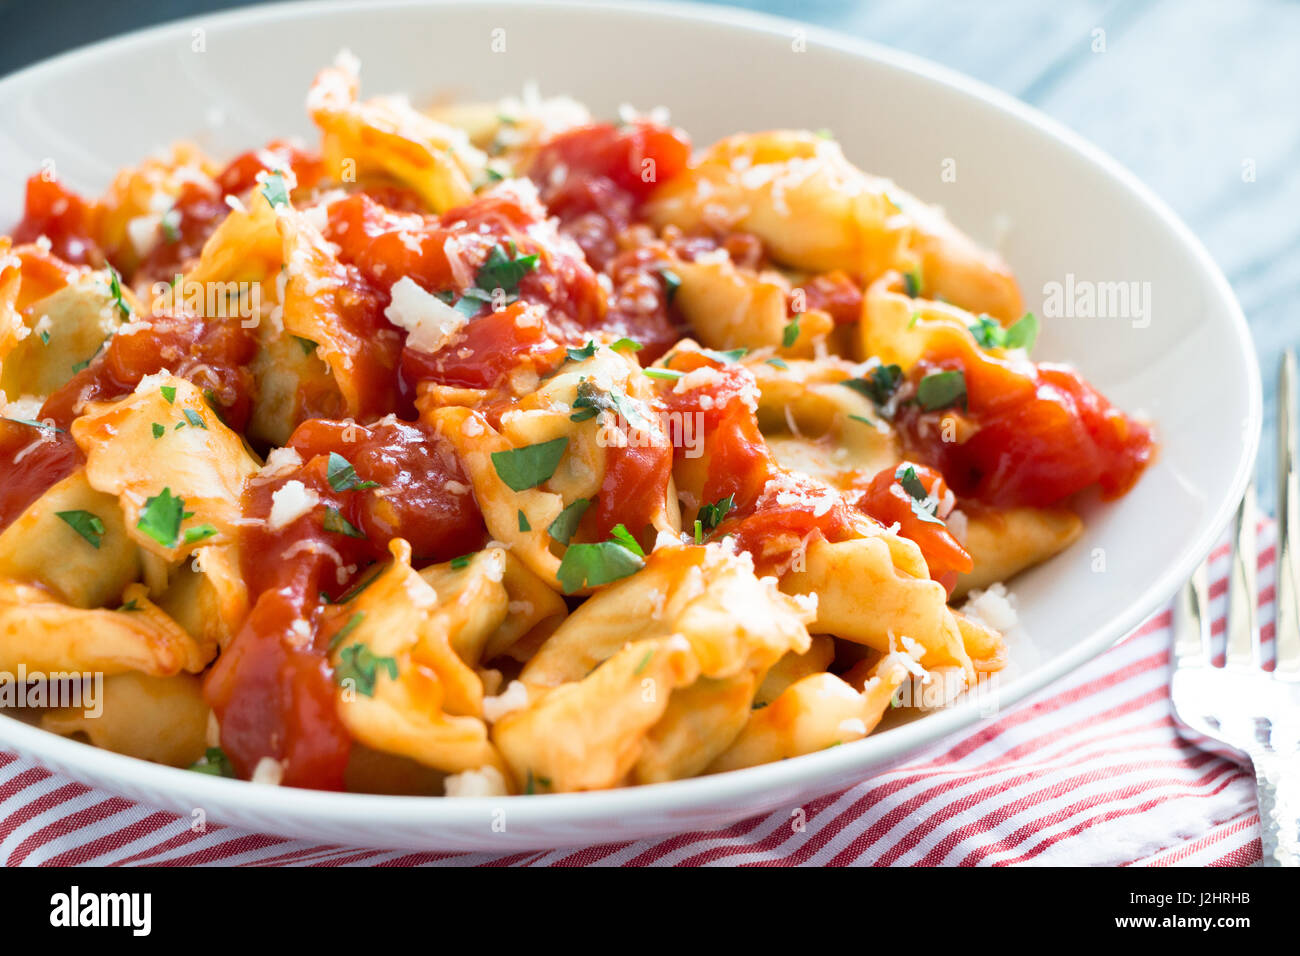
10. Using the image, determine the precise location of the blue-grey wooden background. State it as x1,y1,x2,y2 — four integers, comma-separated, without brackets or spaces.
2,0,1297,502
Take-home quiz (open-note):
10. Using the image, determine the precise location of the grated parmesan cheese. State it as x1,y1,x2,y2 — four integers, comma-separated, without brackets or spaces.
444,765,509,797
268,480,319,530
384,276,466,354
251,757,285,786
481,680,529,723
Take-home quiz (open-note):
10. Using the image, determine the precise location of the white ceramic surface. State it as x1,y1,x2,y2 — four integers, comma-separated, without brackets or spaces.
0,0,1260,851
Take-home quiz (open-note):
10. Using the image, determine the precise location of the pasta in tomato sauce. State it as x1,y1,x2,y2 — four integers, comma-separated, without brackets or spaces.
0,55,1153,794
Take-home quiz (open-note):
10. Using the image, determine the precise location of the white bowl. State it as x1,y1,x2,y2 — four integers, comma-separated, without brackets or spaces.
0,0,1260,851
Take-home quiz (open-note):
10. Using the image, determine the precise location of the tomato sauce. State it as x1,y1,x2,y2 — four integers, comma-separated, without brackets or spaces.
10,246,82,309
325,187,607,392
10,175,101,266
203,587,351,788
39,311,258,431
529,121,690,269
135,140,325,283
0,423,83,534
656,349,860,573
207,417,485,789
795,271,863,325
854,461,972,593
895,335,1154,508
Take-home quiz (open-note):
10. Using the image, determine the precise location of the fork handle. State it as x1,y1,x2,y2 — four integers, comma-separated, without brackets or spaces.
1255,753,1300,866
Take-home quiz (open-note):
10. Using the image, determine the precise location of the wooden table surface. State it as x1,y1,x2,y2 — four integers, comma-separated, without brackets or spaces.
2,0,1296,500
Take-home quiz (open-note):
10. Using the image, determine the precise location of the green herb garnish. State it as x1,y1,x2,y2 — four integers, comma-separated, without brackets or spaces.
658,267,681,305
916,369,967,411
329,611,365,650
183,523,219,545
323,506,366,539
261,171,290,208
188,747,235,777
697,494,734,536
326,452,379,492
56,510,104,549
842,363,903,410
136,487,185,548
490,437,569,491
782,316,800,348
334,643,398,697
556,539,645,593
548,497,591,545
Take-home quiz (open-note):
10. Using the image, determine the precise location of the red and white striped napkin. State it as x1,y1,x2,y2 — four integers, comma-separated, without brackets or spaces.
0,525,1269,866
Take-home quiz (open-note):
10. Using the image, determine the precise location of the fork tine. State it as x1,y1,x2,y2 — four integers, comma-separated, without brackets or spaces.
1173,560,1211,664
1275,350,1300,675
1225,483,1261,668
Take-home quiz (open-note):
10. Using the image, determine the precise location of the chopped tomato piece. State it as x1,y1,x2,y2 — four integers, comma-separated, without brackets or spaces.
11,175,100,266
855,461,972,592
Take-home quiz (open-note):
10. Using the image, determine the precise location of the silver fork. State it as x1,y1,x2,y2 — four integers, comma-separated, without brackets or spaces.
1172,351,1300,866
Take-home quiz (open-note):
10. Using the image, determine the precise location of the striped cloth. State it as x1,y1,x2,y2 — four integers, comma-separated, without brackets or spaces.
0,526,1269,866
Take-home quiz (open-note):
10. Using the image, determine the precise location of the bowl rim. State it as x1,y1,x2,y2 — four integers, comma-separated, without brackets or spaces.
0,0,1262,832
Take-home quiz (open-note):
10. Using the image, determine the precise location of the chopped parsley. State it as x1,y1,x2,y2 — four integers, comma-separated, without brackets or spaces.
328,611,366,650
842,363,903,411
160,385,177,405
56,510,105,549
518,509,531,532
610,337,643,352
566,340,597,362
107,266,132,319
608,523,645,557
71,342,103,374
696,494,734,536
556,538,645,594
151,422,165,439
474,240,538,297
658,266,681,304
4,418,61,433
261,171,290,208
490,437,568,491
782,316,800,348
183,408,207,430
323,506,366,539
916,369,967,411
643,368,684,381
901,266,922,298
895,464,945,526
182,523,218,545
547,497,591,545
336,572,381,605
765,357,790,370
633,649,654,675
701,347,747,364
450,553,475,570
188,747,235,777
334,643,398,697
161,209,181,243
968,312,1039,352
569,380,648,428
136,488,185,548
325,452,379,492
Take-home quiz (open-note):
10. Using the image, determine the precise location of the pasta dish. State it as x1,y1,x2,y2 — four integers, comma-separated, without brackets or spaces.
0,57,1153,795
